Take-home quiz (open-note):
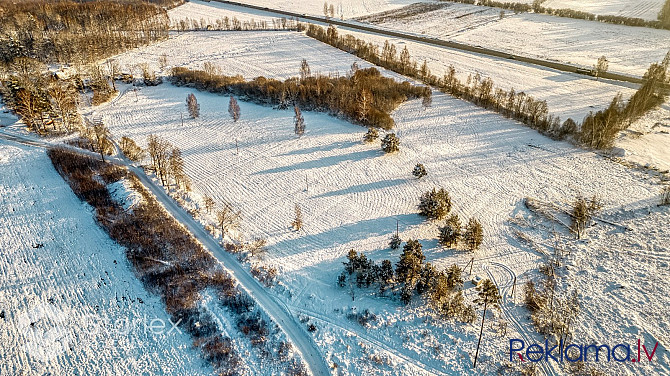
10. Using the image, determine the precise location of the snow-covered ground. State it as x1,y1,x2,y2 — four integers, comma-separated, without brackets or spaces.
108,29,634,123
235,0,417,19
357,1,670,77
490,0,665,20
617,101,670,173
335,28,638,121
89,74,669,373
168,0,286,29
452,11,670,77
109,31,384,82
0,139,209,375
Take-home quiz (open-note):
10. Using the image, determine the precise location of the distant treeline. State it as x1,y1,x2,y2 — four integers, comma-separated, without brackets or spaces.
170,65,429,129
0,0,170,65
172,16,299,31
303,24,670,149
442,0,670,30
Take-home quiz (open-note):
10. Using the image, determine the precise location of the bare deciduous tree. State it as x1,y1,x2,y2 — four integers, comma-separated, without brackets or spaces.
186,93,200,118
228,96,241,122
291,204,303,230
594,56,609,80
294,105,305,137
216,203,241,237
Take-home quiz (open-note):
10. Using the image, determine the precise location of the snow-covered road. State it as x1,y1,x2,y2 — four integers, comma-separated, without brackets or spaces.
0,130,332,376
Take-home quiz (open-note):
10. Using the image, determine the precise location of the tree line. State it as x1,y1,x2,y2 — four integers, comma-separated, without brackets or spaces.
441,0,670,30
172,16,299,32
170,64,429,130
303,23,670,149
0,0,169,66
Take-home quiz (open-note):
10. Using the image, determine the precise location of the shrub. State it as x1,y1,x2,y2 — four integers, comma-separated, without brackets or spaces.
363,127,379,143
381,133,400,153
119,136,145,162
418,188,452,220
413,163,427,178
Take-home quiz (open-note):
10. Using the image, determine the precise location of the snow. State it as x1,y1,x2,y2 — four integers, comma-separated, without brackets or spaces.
107,178,143,212
357,1,670,77
168,0,283,28
0,140,209,375
91,75,667,373
492,0,666,21
235,0,418,19
109,31,382,81
616,101,670,173
335,28,637,121
452,11,670,77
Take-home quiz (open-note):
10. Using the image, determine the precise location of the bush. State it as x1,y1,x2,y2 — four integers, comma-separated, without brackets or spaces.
418,188,452,220
119,136,145,162
363,127,379,143
381,133,400,153
413,163,427,178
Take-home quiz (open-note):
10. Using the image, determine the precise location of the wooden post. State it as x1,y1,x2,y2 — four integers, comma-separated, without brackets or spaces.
305,175,309,192
236,139,239,155
511,275,517,299
181,113,184,127
396,219,399,238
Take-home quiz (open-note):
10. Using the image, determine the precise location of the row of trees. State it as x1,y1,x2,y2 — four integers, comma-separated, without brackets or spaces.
172,16,299,32
147,134,191,191
304,23,670,150
579,59,669,148
442,0,670,30
0,0,169,65
170,63,428,129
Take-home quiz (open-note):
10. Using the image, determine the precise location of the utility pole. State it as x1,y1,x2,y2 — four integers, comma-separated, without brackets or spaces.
181,113,184,127
511,275,517,299
236,139,239,155
305,175,309,192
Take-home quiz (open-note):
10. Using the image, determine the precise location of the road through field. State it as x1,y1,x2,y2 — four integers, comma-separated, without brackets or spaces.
0,130,332,376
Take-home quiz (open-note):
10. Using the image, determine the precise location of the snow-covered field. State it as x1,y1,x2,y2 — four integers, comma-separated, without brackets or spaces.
0,140,209,375
108,29,634,123
236,0,417,19
336,28,638,121
109,31,384,82
89,74,669,373
357,2,670,77
617,101,670,172
168,0,286,29
491,0,665,20
452,11,670,77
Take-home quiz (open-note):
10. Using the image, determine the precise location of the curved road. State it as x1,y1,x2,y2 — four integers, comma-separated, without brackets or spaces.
210,0,646,86
0,130,332,376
